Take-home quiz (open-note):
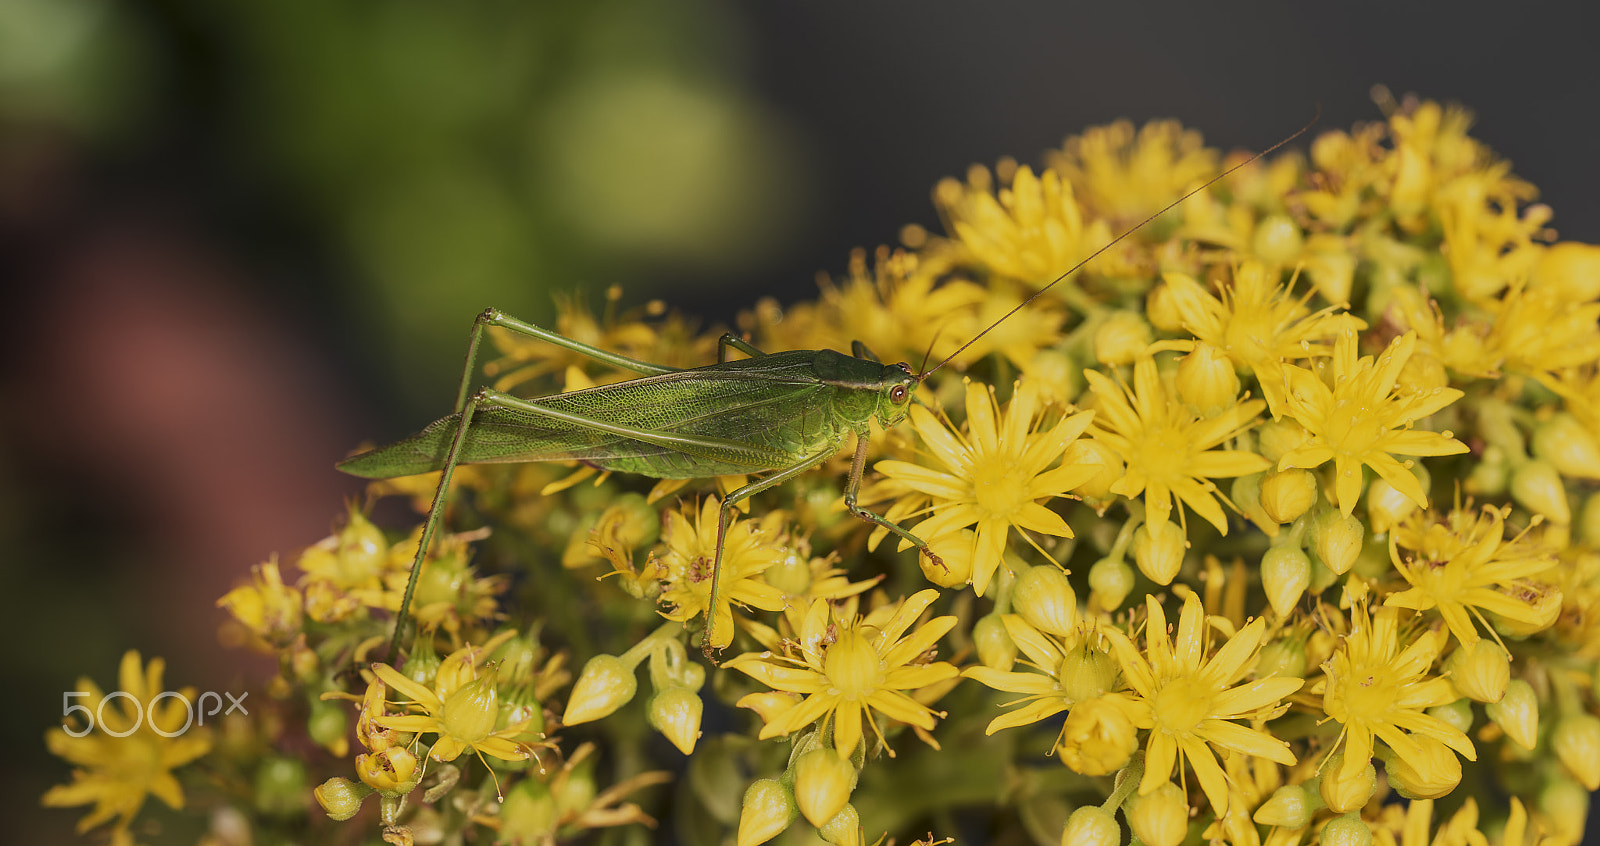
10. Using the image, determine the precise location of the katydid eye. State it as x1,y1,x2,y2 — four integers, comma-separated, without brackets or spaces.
891,385,908,402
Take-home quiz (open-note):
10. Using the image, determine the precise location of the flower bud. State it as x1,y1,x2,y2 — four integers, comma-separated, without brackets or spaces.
1057,645,1121,703
1539,776,1590,845
1061,805,1121,846
1014,565,1078,636
763,551,812,596
563,655,638,725
794,748,857,828
1583,492,1600,546
1147,281,1185,332
1383,735,1461,799
647,687,703,755
1133,519,1186,585
1445,639,1508,703
737,778,797,846
1255,638,1307,679
1533,412,1600,480
1087,556,1135,610
818,803,862,846
308,696,350,758
499,778,557,843
1125,781,1188,846
1426,699,1475,735
1486,679,1539,749
1252,784,1311,828
254,756,309,817
974,613,1017,671
1252,214,1305,265
1064,439,1124,503
1261,468,1317,524
1056,696,1137,776
1231,472,1278,533
1320,753,1376,813
1532,241,1600,301
1364,479,1416,536
1312,509,1364,576
1511,459,1571,524
1176,342,1241,415
737,691,801,725
314,777,371,821
1553,713,1600,790
1320,813,1373,846
1261,545,1312,617
1093,311,1153,367
1257,418,1312,463
1492,581,1563,638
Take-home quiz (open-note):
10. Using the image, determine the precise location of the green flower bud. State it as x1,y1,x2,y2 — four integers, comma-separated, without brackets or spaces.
1261,545,1312,617
1425,699,1475,735
648,687,703,755
1539,776,1591,845
308,696,350,756
1486,679,1540,749
1057,644,1121,704
1176,341,1241,415
1257,418,1312,464
1319,753,1376,813
254,756,309,817
1125,781,1188,846
819,803,862,846
1255,638,1307,679
1320,813,1373,846
737,778,797,846
974,613,1017,672
1252,784,1312,828
563,655,638,725
1253,214,1305,265
1445,639,1509,703
1133,518,1186,585
1061,805,1121,846
1511,459,1571,524
1261,468,1318,524
1087,556,1135,610
1313,508,1364,576
1094,311,1153,367
314,777,371,821
1014,565,1078,636
1383,735,1462,799
1533,413,1600,479
1553,713,1600,790
794,748,857,828
499,778,557,843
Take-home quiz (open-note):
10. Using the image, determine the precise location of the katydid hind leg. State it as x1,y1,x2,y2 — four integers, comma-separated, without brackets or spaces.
700,447,837,660
842,434,945,570
468,309,680,401
717,332,766,363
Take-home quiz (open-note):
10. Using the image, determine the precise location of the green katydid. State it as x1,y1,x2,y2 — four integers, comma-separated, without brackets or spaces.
340,113,1317,660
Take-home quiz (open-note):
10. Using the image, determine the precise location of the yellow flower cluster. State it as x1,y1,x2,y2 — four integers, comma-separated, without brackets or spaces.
47,97,1600,846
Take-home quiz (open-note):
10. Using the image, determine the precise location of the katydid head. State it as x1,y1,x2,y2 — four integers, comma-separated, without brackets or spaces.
874,363,919,427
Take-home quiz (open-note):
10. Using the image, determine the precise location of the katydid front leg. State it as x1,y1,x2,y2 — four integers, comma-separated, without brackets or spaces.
840,434,945,571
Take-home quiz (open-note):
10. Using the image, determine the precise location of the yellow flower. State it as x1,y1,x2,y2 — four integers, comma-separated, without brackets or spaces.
1100,593,1302,816
1318,599,1475,788
726,590,959,757
1047,118,1218,227
217,557,302,645
372,641,537,766
962,614,1118,735
43,652,213,846
1161,262,1366,417
1385,504,1560,646
932,159,1113,290
1084,355,1270,534
1278,329,1468,514
1486,278,1600,386
657,496,787,651
875,379,1098,596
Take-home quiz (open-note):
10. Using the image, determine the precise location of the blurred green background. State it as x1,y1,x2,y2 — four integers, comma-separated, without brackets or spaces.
3,1,1596,842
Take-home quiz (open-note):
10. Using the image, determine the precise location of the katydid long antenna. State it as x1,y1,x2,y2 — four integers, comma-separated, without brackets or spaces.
918,106,1322,380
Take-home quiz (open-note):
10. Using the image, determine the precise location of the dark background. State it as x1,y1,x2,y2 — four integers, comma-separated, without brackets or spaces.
4,1,1596,842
